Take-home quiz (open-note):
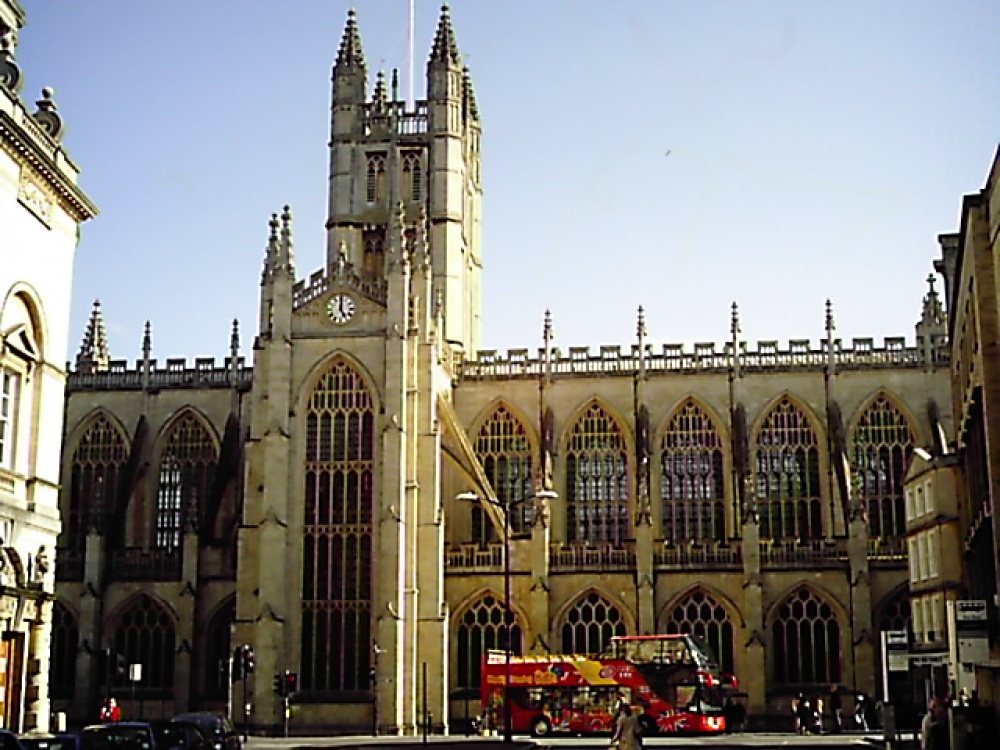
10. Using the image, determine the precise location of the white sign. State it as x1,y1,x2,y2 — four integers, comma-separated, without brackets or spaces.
883,630,909,672
129,664,142,682
955,600,987,621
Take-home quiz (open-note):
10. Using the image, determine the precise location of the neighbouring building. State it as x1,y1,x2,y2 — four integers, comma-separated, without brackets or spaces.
52,5,970,734
0,0,97,732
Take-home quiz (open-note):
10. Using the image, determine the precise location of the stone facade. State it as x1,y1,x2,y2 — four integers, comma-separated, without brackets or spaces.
52,5,968,736
0,0,97,732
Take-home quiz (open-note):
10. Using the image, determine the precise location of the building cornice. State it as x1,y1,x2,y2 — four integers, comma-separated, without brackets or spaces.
0,108,98,222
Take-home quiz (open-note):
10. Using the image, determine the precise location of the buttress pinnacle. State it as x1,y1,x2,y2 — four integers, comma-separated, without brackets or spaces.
336,8,366,69
75,299,110,373
429,3,460,65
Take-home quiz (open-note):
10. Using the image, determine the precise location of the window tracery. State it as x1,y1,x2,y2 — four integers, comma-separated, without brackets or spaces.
754,398,822,539
67,415,128,552
664,589,734,674
660,401,725,543
561,592,626,655
566,404,629,545
852,396,914,539
155,414,217,550
302,360,375,693
473,406,533,537
49,602,78,700
402,152,423,203
112,595,176,691
455,594,522,691
771,588,841,684
366,154,386,203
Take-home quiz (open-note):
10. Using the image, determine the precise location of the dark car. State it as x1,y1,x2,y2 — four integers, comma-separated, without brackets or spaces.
169,714,238,750
80,723,155,750
18,735,82,750
148,722,209,750
0,731,25,750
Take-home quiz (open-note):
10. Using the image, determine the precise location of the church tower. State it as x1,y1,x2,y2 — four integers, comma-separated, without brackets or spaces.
325,4,482,354
237,5,478,733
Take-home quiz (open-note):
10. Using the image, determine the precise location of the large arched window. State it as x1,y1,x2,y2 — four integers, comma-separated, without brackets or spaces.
755,398,822,540
49,602,79,700
664,589,734,675
455,594,522,692
203,598,235,699
566,403,629,545
302,359,375,694
771,588,841,685
155,414,217,550
561,592,627,655
112,595,176,692
473,406,534,537
660,401,725,543
852,396,914,540
66,415,128,553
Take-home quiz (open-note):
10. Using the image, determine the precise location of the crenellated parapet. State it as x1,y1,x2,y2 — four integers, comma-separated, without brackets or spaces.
67,356,252,392
458,336,949,380
292,263,388,310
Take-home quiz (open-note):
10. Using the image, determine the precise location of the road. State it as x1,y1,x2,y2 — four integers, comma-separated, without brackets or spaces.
244,731,904,750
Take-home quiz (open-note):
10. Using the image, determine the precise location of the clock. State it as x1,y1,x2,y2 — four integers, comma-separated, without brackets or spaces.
326,293,356,324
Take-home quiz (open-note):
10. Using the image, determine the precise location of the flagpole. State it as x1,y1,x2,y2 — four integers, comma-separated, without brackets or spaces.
407,0,415,109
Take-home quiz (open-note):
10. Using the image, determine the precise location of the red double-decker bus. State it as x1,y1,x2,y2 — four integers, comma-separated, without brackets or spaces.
480,634,735,737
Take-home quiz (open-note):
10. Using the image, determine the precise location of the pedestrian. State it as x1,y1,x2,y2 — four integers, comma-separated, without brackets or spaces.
99,696,121,722
610,704,642,750
855,692,870,731
830,685,843,732
795,694,812,735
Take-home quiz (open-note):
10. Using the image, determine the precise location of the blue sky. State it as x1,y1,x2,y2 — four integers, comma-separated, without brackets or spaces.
15,1,1000,363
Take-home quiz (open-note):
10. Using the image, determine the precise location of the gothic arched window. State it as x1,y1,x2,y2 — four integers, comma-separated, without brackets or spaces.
473,406,533,537
852,396,914,540
755,398,822,540
49,602,79,700
664,589,735,675
155,414,217,550
566,404,629,545
204,598,235,699
366,154,386,203
67,415,128,553
561,592,627,655
455,594,522,692
661,401,725,544
771,588,841,685
302,359,375,694
402,152,423,203
112,595,176,691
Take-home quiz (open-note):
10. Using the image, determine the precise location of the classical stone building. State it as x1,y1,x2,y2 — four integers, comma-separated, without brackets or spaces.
0,0,97,731
53,6,958,734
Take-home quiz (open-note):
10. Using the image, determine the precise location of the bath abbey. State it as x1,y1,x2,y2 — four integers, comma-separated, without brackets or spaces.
3,0,996,737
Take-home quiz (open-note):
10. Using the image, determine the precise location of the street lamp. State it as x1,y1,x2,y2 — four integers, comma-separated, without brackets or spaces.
457,488,557,743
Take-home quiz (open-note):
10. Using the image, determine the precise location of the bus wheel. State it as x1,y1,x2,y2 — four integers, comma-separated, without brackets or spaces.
530,716,552,737
638,714,657,736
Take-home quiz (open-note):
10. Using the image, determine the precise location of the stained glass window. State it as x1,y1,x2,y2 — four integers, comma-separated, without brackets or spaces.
112,595,176,691
455,595,522,691
771,588,841,684
852,396,914,539
566,404,629,544
67,415,127,552
661,401,725,543
473,406,534,536
664,589,734,674
155,414,217,550
561,592,626,655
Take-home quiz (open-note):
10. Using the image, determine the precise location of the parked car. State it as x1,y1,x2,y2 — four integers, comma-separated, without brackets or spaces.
81,722,156,750
148,722,209,750
169,714,238,750
0,731,25,750
18,734,82,750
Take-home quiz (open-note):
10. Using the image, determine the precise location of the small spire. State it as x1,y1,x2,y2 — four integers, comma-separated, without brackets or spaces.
636,306,647,378
280,205,295,274
75,299,110,373
230,319,240,361
391,68,400,102
429,3,461,65
142,320,152,361
825,299,835,336
543,309,553,348
335,8,366,69
730,302,741,340
262,213,280,281
462,66,479,120
373,70,388,109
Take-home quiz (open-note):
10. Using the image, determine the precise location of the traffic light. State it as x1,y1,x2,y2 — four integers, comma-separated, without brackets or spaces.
273,673,287,697
283,671,298,695
241,645,255,675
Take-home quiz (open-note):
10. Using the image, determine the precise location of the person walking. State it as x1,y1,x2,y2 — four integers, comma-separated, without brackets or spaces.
610,704,642,750
855,692,870,731
99,697,121,722
830,685,843,733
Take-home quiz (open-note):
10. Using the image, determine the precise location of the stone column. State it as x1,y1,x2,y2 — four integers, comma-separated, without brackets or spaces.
23,599,52,732
848,506,874,695
528,493,551,652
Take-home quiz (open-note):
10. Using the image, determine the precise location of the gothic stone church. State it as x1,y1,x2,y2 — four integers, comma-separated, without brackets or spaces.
51,6,952,733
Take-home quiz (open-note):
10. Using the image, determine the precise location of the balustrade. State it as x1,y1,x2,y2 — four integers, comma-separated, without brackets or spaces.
548,542,635,571
653,541,742,569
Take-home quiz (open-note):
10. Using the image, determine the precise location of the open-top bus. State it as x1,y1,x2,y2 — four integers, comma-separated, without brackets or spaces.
481,634,736,737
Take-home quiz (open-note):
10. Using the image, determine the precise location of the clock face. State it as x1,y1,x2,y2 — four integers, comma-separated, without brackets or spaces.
326,293,356,324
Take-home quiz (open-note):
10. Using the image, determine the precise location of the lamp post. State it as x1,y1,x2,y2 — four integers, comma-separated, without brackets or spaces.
457,489,556,743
